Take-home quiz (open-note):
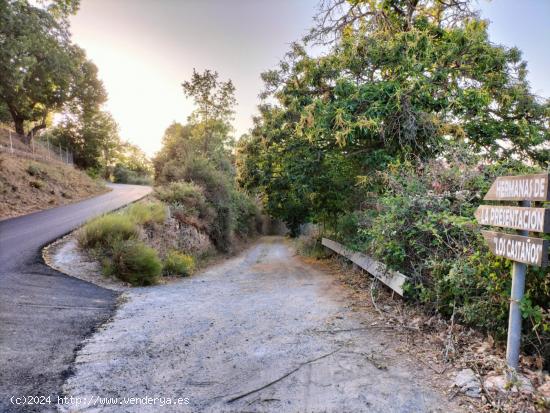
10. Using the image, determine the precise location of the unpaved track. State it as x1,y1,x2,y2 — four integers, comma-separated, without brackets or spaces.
62,237,463,413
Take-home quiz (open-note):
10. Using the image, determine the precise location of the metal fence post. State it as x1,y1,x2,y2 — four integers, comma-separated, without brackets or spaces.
506,199,530,370
9,130,13,154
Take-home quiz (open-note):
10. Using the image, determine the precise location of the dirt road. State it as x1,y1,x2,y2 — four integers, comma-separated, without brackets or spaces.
61,237,463,413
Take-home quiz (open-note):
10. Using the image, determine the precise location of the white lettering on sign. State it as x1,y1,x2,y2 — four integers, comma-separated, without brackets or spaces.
481,230,548,267
477,206,545,232
495,177,546,199
492,235,543,265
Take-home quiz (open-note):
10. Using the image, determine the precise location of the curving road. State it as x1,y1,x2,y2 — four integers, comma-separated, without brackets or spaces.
0,184,151,413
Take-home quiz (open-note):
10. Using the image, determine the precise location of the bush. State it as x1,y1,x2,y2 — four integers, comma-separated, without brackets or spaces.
113,164,152,185
106,240,162,286
163,251,195,276
126,201,166,226
26,163,46,178
334,154,550,366
295,229,329,259
231,189,261,238
78,214,139,249
154,181,206,211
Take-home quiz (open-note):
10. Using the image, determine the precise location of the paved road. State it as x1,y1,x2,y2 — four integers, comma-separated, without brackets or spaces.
0,184,151,413
62,237,463,413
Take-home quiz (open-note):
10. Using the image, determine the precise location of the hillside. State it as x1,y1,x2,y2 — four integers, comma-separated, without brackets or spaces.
0,130,108,220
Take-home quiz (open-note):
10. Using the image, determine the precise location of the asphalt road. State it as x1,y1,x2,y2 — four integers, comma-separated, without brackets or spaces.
0,184,151,413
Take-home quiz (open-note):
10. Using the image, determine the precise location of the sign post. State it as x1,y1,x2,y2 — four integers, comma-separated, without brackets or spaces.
476,174,549,371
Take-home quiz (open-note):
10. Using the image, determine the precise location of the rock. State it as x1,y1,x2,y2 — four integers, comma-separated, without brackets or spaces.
454,368,482,398
484,373,534,395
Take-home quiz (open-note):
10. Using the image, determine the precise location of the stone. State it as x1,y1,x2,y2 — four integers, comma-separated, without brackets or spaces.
484,373,534,395
454,368,482,398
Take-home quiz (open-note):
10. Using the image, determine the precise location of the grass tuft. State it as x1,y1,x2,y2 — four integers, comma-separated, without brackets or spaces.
163,251,195,276
78,214,139,249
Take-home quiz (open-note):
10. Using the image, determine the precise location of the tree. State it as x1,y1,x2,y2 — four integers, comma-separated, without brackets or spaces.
237,0,550,233
182,68,236,155
0,0,98,141
49,109,120,172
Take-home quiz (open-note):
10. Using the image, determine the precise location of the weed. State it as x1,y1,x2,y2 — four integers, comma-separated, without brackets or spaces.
126,201,166,226
163,251,195,276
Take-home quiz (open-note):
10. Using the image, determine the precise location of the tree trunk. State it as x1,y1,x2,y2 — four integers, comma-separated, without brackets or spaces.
13,118,25,138
27,122,46,142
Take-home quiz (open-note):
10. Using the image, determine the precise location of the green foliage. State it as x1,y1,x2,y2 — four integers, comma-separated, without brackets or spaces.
112,165,152,185
112,142,153,184
238,0,549,235
163,251,195,277
154,181,212,224
0,1,103,138
106,240,162,286
334,155,550,365
154,69,261,252
78,214,139,250
126,202,166,226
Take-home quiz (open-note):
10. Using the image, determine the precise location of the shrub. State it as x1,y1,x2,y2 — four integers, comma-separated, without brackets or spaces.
334,154,550,366
126,201,166,226
78,214,139,249
163,251,195,276
295,229,329,259
113,164,153,185
231,189,261,238
107,240,162,286
154,181,206,211
26,163,46,178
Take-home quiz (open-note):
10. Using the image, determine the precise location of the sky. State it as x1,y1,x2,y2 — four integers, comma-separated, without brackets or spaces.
69,0,550,156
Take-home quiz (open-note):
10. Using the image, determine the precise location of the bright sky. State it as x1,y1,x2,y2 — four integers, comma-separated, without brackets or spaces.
69,0,550,156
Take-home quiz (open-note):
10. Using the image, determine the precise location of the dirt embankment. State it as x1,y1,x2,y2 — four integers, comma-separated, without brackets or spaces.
0,154,108,220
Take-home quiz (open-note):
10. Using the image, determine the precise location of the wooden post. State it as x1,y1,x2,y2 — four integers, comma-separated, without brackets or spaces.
9,130,13,154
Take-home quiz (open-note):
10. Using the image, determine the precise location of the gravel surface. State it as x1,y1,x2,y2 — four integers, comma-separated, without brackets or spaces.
61,237,463,413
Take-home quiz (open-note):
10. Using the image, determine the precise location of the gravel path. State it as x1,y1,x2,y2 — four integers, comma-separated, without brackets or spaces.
60,237,463,413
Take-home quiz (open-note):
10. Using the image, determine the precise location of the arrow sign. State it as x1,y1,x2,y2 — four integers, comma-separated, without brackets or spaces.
484,173,550,201
481,230,549,267
475,205,550,233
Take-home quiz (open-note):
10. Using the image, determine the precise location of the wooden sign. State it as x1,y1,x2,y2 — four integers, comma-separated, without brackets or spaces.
475,205,550,233
484,173,550,201
481,230,549,267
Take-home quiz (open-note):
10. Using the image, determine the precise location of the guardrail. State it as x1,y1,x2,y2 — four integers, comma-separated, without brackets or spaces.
321,238,408,296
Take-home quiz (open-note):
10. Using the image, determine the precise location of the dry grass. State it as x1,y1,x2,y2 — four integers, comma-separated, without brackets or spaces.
0,154,108,220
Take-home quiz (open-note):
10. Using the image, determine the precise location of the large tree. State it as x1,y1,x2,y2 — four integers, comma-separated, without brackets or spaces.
0,0,106,141
238,0,550,232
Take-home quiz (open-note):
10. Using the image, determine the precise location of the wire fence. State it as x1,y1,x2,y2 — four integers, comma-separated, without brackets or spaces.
0,128,74,166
